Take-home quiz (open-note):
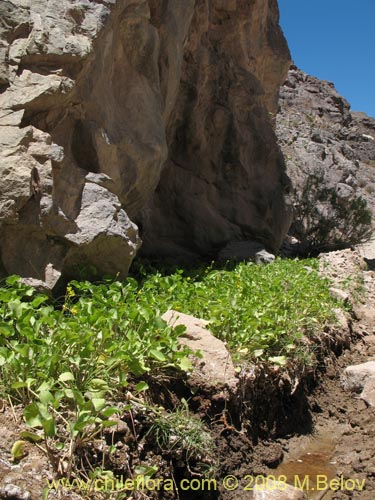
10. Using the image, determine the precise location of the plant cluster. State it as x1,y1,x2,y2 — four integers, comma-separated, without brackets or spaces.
291,173,373,253
0,276,190,476
0,258,342,487
137,258,341,366
147,399,216,475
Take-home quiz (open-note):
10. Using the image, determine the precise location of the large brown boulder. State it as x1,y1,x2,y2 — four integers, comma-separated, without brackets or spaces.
0,0,292,286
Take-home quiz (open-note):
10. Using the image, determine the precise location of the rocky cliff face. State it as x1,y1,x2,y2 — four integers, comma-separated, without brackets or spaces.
139,0,292,258
277,66,375,213
0,0,291,286
277,66,375,250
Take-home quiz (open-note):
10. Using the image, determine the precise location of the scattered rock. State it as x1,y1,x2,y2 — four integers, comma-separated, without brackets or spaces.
218,241,276,264
329,287,350,303
333,308,351,331
19,278,52,297
20,263,62,295
319,249,368,305
360,377,375,407
255,250,276,265
0,484,31,500
357,238,375,262
253,480,306,500
342,361,375,392
336,182,354,200
162,310,238,392
104,418,130,436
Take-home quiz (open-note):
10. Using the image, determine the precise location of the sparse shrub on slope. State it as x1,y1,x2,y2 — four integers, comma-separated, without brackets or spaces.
291,173,373,254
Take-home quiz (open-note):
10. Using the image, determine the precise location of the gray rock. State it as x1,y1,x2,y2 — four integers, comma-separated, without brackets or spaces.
342,361,375,392
20,278,52,296
0,0,292,284
218,241,275,264
253,481,306,500
162,310,238,392
255,249,276,265
20,263,61,294
336,183,354,200
356,238,375,261
0,484,31,500
333,307,351,335
360,376,375,407
329,287,350,303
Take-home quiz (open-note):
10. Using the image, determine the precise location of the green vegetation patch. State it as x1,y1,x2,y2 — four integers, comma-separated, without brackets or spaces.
0,276,191,476
0,258,341,401
137,258,341,365
0,276,190,404
0,258,342,478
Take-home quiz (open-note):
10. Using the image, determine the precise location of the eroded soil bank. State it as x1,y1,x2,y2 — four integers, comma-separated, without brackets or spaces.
1,247,375,500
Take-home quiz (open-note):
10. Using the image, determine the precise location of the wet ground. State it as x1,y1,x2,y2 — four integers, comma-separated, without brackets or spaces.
276,425,339,499
269,327,375,500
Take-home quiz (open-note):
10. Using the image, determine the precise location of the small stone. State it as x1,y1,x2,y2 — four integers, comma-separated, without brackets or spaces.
333,308,350,331
103,419,130,435
255,249,276,265
336,183,354,200
329,287,350,303
218,240,275,264
353,463,364,473
0,484,31,500
342,361,375,392
19,278,52,296
360,376,375,407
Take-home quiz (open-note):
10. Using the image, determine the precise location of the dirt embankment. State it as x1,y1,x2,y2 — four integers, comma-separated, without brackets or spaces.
259,247,375,500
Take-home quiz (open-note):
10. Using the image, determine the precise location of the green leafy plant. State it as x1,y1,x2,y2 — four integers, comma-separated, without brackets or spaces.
0,275,191,477
0,257,344,483
134,258,341,365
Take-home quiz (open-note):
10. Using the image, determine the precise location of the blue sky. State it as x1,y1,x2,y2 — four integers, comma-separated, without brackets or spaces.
278,0,375,117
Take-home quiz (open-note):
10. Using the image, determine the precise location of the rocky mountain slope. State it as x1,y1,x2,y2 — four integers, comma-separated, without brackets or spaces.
0,0,292,287
277,66,375,250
